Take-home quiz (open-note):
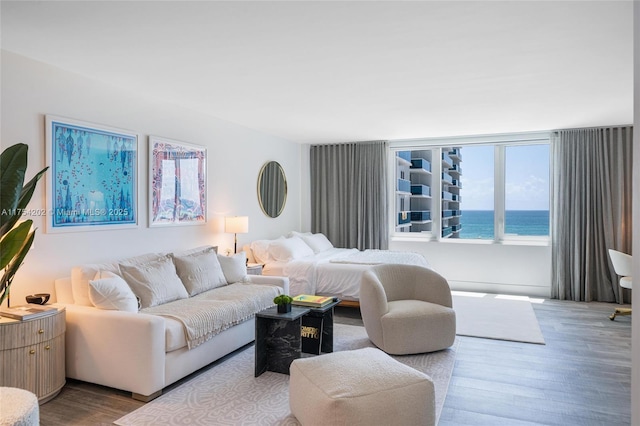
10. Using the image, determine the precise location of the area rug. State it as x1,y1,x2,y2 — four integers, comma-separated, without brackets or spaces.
115,323,457,426
452,291,545,344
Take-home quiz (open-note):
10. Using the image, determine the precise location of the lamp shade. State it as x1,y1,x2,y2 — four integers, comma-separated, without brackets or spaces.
225,216,249,234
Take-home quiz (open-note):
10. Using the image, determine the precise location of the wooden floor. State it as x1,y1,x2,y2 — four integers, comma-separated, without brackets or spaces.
38,300,631,425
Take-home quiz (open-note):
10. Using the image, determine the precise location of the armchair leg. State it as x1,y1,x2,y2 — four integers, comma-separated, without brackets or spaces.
609,307,632,321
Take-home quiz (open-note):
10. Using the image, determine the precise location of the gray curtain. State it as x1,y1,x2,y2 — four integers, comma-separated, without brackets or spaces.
310,141,389,250
551,126,633,302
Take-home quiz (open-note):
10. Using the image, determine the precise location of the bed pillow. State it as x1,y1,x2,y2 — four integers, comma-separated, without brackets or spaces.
119,254,189,309
218,252,248,284
88,271,139,312
250,238,283,264
299,233,334,254
270,236,315,261
173,246,227,296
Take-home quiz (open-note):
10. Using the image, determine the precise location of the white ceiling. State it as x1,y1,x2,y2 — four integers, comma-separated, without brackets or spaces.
1,1,633,144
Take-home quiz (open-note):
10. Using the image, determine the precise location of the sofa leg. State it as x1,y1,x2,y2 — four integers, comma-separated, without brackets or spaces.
132,390,162,402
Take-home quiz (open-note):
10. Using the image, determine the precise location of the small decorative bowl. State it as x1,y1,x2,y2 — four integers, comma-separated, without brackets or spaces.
26,293,50,305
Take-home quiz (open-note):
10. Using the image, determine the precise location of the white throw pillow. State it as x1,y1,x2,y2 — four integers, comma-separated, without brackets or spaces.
217,252,248,284
71,261,120,306
300,233,334,253
89,271,139,312
119,254,189,309
270,236,314,261
173,246,227,296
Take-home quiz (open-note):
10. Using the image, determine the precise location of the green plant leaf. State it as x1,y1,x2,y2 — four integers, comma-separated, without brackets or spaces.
0,219,32,270
0,144,27,230
0,166,48,237
0,228,35,306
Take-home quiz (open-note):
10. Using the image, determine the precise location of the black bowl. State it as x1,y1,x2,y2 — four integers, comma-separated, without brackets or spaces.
26,293,50,305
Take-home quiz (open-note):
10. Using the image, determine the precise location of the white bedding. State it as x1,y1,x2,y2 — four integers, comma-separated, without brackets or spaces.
261,247,430,300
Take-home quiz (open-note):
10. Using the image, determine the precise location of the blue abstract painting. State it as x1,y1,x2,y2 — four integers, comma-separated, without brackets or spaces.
46,116,138,232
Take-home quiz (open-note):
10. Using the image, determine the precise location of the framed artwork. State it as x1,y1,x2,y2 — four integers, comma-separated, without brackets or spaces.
45,115,138,233
148,136,206,227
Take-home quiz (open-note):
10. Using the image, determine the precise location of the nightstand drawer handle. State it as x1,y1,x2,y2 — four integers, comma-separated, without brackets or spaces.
29,349,35,355
38,329,44,334
45,345,51,350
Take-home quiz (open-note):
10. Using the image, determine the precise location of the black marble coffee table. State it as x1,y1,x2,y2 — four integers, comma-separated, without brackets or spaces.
254,306,310,377
300,298,341,355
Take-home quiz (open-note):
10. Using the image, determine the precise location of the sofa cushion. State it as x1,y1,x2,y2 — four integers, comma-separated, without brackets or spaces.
89,271,139,312
173,246,227,296
217,252,248,284
164,317,188,352
71,262,120,306
119,254,189,309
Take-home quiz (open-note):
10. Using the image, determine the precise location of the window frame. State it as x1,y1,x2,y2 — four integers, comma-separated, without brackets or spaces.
389,131,552,244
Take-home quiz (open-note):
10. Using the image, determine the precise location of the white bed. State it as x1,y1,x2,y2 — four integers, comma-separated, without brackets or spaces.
244,233,430,302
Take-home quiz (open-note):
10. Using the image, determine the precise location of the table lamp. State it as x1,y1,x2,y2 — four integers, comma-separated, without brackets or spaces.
225,216,249,254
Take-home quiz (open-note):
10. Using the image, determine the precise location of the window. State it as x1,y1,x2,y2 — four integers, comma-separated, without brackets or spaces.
393,133,550,242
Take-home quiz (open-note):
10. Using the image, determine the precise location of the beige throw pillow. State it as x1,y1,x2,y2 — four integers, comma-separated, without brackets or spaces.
119,254,188,308
173,246,227,296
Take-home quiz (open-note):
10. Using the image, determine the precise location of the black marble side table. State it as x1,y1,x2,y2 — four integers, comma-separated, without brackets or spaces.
254,306,310,377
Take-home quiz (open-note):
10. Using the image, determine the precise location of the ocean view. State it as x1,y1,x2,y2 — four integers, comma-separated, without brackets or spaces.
459,210,549,239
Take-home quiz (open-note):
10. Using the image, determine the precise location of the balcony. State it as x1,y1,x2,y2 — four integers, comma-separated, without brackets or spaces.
397,178,411,193
410,158,431,173
398,211,411,225
411,184,430,196
411,211,431,222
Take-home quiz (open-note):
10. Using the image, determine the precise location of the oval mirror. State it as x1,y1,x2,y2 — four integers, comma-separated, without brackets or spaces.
257,161,287,218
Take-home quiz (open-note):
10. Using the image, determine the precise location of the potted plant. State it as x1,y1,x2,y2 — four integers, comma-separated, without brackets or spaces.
1,143,48,306
273,294,293,313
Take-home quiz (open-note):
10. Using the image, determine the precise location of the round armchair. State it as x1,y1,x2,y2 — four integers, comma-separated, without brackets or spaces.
360,264,456,355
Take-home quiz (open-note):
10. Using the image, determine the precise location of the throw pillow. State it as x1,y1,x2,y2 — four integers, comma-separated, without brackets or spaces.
88,271,139,312
71,261,120,306
119,254,189,309
218,252,248,284
173,246,227,296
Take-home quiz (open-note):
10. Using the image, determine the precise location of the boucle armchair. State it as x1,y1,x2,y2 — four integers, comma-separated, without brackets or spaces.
360,264,456,354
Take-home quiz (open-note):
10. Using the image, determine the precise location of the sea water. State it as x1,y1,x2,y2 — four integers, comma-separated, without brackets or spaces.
459,210,549,239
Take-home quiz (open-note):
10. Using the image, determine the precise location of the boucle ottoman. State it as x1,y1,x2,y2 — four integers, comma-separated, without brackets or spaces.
289,347,435,426
0,387,39,426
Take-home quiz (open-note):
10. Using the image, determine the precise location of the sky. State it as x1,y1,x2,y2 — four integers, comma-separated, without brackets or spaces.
460,144,549,211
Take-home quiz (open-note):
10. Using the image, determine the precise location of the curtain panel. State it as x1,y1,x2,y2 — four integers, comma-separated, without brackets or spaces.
310,141,389,250
551,126,633,302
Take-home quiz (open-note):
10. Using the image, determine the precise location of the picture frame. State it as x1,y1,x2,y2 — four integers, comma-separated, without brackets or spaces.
148,136,207,227
45,115,139,233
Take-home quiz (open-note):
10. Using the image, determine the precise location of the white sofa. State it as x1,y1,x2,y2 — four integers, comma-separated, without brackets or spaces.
53,246,289,401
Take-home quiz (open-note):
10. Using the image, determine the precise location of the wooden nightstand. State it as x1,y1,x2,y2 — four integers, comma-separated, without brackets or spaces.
0,307,66,403
247,263,264,276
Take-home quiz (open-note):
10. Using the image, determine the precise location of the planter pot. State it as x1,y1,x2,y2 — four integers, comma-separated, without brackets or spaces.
277,303,292,313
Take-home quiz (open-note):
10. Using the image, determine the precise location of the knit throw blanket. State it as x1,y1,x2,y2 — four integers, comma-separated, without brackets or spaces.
142,283,281,349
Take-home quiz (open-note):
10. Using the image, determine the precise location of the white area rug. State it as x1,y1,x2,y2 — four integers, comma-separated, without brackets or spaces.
115,323,457,426
452,292,545,344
